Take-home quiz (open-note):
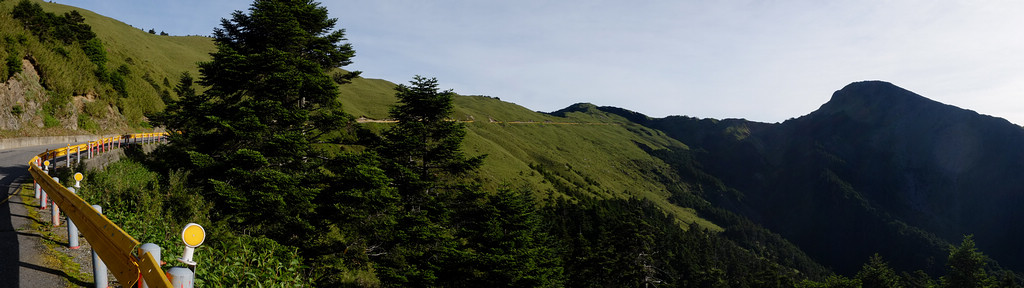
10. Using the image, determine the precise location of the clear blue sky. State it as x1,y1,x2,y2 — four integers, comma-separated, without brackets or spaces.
59,0,1024,124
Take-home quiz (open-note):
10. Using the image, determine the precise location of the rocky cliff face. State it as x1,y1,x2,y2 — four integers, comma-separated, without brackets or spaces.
0,58,45,130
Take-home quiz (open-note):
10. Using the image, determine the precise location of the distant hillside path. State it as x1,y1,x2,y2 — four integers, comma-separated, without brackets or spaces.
355,117,617,125
0,144,76,288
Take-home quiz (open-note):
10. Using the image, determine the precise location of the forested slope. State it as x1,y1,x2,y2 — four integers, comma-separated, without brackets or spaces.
610,81,1024,280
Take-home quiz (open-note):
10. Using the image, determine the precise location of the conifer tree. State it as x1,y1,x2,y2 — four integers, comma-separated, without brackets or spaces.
373,76,485,286
151,0,358,243
941,235,994,288
857,253,902,288
379,75,484,197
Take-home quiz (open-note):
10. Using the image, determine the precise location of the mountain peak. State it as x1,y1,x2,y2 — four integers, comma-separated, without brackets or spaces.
812,81,950,123
549,102,600,117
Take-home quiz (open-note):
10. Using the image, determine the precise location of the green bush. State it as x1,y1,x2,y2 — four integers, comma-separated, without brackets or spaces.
77,114,98,132
42,113,59,127
43,91,71,118
84,100,107,118
6,53,22,78
53,46,69,58
82,38,106,67
109,72,126,96
198,235,311,287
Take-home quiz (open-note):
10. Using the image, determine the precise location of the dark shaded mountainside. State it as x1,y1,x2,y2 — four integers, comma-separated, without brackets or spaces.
599,80,1024,275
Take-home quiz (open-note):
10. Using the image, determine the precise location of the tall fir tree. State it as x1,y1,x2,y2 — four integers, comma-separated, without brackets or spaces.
857,254,902,288
150,0,359,244
941,235,995,288
373,76,489,286
379,75,484,197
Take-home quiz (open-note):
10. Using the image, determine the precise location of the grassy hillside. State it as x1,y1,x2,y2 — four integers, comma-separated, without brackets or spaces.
0,0,213,135
350,82,720,230
0,0,721,231
6,1,855,285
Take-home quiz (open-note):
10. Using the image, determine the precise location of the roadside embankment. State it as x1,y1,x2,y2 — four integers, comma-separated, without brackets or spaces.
0,135,121,150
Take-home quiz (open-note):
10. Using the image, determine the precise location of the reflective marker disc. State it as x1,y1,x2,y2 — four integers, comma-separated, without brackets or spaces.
182,223,205,247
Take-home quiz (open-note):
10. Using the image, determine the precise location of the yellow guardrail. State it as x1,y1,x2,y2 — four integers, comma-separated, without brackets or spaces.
27,132,172,287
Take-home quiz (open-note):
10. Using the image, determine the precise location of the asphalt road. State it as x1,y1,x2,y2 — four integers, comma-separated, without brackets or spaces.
0,143,78,288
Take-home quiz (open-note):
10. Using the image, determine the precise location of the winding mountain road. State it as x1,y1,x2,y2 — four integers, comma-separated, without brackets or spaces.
0,143,78,288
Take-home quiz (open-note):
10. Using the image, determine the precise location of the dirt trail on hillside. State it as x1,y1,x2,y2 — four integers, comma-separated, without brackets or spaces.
355,117,618,125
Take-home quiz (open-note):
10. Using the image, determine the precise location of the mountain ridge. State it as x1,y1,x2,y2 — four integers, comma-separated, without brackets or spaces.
602,80,1024,275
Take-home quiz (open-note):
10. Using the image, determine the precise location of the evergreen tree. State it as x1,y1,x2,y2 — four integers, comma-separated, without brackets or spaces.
857,253,902,288
900,270,936,288
941,235,994,288
455,188,565,287
150,0,358,245
372,76,486,286
379,75,484,197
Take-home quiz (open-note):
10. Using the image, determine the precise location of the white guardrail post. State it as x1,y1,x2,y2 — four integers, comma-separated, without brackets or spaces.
50,176,59,227
139,243,162,288
67,187,79,249
90,204,107,288
39,162,49,209
68,173,84,249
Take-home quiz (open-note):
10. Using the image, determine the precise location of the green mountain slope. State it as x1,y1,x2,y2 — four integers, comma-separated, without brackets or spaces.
0,0,728,232
610,81,1024,277
0,0,213,135
4,1,843,285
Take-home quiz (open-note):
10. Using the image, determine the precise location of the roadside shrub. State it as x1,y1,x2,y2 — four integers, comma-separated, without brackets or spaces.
198,235,311,287
84,100,107,118
43,113,59,127
6,53,22,78
77,114,98,131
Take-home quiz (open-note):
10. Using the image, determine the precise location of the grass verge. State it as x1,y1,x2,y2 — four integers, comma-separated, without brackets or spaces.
18,183,93,288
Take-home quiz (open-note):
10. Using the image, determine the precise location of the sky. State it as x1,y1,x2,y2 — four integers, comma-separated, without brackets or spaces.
59,0,1024,124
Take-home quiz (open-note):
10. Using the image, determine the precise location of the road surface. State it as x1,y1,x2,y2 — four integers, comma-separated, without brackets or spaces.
0,143,78,288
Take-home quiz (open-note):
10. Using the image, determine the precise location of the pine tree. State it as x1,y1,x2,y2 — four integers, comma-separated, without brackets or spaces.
456,188,565,287
150,0,359,244
941,235,995,288
379,75,484,197
857,253,902,288
373,76,489,287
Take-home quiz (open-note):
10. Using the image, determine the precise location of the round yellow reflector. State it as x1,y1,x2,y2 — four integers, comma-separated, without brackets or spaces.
43,160,50,166
74,172,84,182
182,223,206,247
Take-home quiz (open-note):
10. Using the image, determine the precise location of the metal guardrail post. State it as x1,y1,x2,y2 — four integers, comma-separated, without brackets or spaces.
51,176,60,227
91,205,107,288
67,187,79,249
40,164,49,209
139,243,161,288
167,267,194,288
